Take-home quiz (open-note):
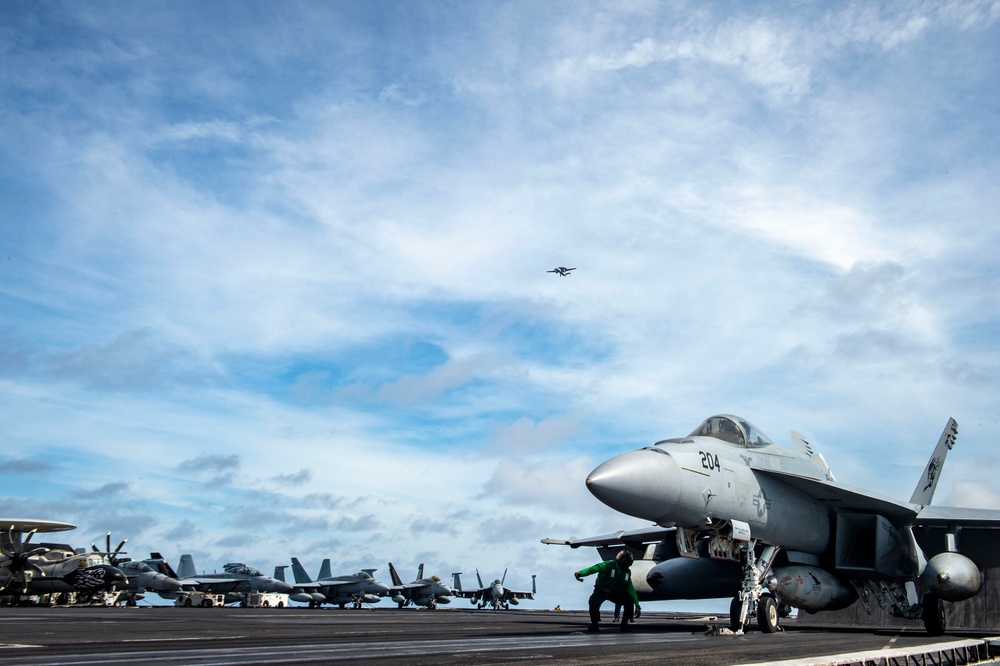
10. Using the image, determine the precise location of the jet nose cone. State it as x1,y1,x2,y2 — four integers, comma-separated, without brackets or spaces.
163,576,182,590
586,449,681,521
374,582,390,594
275,580,295,593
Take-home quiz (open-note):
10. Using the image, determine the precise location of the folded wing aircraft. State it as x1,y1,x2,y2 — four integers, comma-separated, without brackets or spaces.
388,562,453,609
451,569,536,609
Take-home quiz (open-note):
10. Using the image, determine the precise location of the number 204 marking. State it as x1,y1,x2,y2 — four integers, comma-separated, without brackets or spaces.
700,451,720,471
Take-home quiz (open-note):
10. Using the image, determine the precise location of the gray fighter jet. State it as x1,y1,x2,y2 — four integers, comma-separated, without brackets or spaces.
387,562,453,609
152,554,293,604
547,415,1000,635
547,266,576,276
452,569,536,609
115,559,182,605
278,558,390,608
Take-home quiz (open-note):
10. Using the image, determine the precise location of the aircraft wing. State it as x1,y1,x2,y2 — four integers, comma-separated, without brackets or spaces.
389,582,428,595
315,580,357,588
758,471,1000,568
505,589,534,600
914,505,1000,526
753,469,918,520
542,526,676,548
181,577,245,594
912,505,1000,569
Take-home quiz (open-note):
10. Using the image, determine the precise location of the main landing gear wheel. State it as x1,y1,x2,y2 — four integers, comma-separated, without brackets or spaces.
757,595,779,633
922,593,946,636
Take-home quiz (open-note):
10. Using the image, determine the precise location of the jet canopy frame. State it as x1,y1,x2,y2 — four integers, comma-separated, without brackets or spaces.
688,415,774,449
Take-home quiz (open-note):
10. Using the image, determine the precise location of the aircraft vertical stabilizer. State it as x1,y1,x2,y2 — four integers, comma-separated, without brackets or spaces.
177,554,196,579
910,417,958,507
388,562,403,587
318,559,332,580
290,557,312,584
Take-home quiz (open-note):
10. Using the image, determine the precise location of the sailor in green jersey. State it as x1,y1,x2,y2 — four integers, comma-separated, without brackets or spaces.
574,550,641,632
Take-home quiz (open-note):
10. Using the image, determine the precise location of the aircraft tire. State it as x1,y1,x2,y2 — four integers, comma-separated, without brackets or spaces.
757,595,779,633
729,597,748,633
922,593,946,636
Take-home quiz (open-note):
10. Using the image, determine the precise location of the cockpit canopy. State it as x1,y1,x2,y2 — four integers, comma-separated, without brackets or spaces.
689,415,774,448
121,561,154,573
224,563,263,577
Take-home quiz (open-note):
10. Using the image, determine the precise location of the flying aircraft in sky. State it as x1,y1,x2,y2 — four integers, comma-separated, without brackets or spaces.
547,266,576,276
387,562,453,609
451,569,537,609
279,558,390,608
1,519,127,602
546,415,1000,635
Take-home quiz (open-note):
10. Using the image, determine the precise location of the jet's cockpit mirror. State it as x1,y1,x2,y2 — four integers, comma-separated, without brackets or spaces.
689,415,774,448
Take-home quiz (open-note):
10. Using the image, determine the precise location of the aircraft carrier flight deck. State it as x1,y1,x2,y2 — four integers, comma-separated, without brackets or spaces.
2,606,997,666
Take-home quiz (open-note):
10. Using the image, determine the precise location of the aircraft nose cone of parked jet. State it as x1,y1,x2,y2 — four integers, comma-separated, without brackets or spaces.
162,576,182,590
274,580,295,593
586,449,681,522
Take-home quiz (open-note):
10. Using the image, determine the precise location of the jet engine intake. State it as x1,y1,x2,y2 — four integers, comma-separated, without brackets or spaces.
922,552,982,602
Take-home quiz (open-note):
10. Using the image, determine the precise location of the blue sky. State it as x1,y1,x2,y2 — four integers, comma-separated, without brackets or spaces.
1,1,999,611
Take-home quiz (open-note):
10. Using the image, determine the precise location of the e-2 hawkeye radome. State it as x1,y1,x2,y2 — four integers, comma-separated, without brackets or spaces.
546,415,1000,635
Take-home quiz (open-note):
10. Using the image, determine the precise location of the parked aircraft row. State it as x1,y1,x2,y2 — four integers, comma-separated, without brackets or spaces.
1,526,536,610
